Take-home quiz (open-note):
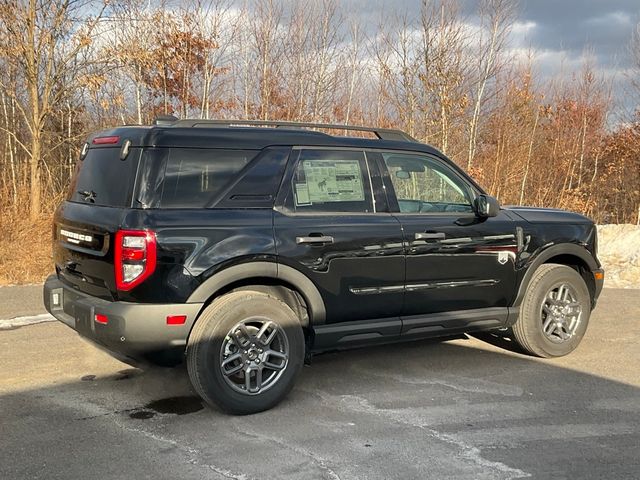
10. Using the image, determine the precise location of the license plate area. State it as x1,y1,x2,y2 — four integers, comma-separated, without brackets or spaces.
61,289,94,335
49,287,64,311
74,306,94,336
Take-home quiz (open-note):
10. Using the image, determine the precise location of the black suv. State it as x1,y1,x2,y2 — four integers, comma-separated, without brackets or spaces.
44,119,604,414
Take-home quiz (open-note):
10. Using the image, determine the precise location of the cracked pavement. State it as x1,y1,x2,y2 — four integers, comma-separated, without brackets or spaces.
1,286,639,479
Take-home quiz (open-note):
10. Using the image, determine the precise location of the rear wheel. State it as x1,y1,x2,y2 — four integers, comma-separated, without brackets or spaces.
512,264,591,358
187,291,304,414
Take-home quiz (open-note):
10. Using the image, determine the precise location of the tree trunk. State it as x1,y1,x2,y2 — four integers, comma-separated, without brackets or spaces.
29,134,41,220
135,65,143,124
67,100,73,179
440,96,448,154
519,107,540,204
577,111,587,189
1,92,18,210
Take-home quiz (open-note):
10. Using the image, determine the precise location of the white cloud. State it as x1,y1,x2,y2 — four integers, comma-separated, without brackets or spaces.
585,11,633,27
512,20,537,36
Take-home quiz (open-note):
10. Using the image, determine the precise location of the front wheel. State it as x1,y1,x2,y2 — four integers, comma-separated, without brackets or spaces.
187,291,304,414
511,264,591,358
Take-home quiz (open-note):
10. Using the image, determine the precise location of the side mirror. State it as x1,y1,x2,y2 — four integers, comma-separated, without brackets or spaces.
473,194,500,218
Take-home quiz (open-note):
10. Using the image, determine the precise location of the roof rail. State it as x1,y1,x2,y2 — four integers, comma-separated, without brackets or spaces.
159,118,417,143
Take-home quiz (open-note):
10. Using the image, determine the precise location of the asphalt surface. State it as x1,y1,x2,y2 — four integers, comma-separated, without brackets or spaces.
1,287,639,479
0,284,47,318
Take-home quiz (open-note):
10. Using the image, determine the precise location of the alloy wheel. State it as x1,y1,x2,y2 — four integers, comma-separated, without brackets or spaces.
219,318,289,395
540,282,583,344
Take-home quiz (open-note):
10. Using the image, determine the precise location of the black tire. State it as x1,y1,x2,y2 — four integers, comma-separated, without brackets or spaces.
187,291,304,414
512,263,591,358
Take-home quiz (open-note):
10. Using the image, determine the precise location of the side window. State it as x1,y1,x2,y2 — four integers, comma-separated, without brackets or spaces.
382,153,474,214
136,148,257,208
287,149,374,213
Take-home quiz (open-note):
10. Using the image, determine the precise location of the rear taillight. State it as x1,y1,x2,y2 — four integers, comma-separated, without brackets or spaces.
114,230,157,291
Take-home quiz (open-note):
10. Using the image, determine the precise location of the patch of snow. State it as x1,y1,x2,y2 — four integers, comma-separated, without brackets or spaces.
0,313,56,330
597,224,640,289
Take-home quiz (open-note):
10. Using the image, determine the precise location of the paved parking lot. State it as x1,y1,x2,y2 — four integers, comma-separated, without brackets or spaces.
1,287,639,479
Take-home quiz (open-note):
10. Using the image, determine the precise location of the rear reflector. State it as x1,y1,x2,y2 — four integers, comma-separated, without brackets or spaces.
95,313,108,324
92,136,120,145
166,315,187,325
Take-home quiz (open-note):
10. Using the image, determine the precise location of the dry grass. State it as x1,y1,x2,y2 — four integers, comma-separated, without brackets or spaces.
0,213,54,285
0,196,59,286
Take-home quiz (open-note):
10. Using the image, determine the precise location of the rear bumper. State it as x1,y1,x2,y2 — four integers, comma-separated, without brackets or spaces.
43,275,203,364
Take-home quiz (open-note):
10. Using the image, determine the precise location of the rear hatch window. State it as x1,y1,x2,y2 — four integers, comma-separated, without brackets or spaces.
58,146,139,299
135,148,257,208
67,147,140,207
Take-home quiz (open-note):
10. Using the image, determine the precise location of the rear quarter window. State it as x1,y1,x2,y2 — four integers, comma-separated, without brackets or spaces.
67,147,139,207
135,148,257,208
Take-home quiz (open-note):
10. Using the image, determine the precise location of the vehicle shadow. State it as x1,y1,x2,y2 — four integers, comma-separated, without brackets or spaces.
467,330,530,355
2,333,639,480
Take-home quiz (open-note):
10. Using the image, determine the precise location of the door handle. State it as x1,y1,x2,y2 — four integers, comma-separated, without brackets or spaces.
296,235,334,245
415,232,446,240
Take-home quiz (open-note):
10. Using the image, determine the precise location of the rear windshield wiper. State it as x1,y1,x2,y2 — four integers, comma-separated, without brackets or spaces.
77,190,96,203
134,195,150,208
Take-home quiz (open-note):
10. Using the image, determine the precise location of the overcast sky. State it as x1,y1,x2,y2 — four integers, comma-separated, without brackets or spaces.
346,0,639,109
509,0,638,62
350,0,639,65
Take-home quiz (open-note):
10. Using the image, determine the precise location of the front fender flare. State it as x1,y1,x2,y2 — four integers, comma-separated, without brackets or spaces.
513,243,598,307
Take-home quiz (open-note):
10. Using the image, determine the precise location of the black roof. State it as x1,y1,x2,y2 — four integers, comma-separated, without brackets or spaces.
84,121,486,194
86,123,442,157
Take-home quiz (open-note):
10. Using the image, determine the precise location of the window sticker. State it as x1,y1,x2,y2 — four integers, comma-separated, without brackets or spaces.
295,183,311,205
299,159,364,204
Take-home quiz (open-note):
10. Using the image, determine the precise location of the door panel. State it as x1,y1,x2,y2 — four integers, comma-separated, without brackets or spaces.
399,212,517,316
374,150,517,317
274,148,405,324
274,212,405,323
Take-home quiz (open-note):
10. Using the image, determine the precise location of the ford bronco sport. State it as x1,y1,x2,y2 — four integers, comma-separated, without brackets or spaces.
44,118,604,414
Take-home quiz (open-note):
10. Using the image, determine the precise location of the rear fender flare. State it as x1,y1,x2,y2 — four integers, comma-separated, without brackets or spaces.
187,261,326,325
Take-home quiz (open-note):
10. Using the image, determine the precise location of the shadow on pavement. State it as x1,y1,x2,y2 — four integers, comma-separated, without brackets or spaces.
1,334,639,480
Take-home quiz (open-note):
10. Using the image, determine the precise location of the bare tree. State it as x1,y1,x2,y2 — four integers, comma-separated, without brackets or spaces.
466,0,516,170
343,18,365,125
418,0,470,154
250,0,285,120
628,22,640,111
110,0,156,124
308,0,343,121
191,0,236,119
374,13,422,137
0,0,107,219
1,0,640,265
281,0,314,120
